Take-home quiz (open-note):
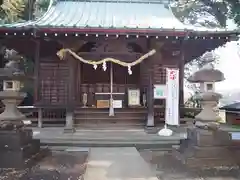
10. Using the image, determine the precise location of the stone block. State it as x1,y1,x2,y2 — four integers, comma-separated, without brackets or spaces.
184,157,237,168
187,128,231,146
0,129,44,169
0,144,35,168
64,127,76,133
179,146,233,158
31,139,40,153
0,129,33,150
173,127,239,169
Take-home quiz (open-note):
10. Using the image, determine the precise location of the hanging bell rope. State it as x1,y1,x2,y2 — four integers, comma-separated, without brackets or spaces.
56,48,156,67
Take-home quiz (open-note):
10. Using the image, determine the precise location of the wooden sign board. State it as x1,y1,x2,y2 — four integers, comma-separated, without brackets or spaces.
97,100,109,108
128,89,141,106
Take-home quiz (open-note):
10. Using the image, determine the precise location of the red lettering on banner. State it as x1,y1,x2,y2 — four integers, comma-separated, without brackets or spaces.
169,70,176,80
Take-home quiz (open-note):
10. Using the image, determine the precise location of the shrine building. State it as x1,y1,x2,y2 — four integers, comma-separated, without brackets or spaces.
0,0,238,129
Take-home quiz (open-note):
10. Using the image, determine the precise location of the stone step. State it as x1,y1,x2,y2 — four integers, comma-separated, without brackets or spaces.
40,140,179,150
38,136,181,142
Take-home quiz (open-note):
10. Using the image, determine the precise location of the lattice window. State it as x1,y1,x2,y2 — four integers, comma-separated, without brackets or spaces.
38,62,68,105
153,67,166,84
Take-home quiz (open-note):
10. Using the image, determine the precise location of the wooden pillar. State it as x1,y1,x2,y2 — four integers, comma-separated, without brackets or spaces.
145,38,161,128
33,40,43,128
179,36,188,118
146,69,154,127
64,55,76,133
34,40,40,103
179,52,185,117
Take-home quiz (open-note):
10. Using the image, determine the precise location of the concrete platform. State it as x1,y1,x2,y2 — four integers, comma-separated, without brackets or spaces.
84,147,158,180
31,127,186,150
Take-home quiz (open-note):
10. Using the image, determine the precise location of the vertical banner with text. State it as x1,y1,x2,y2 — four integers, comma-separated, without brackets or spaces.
165,68,179,126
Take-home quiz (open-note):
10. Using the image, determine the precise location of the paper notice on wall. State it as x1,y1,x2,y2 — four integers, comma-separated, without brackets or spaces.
165,68,179,126
154,85,166,99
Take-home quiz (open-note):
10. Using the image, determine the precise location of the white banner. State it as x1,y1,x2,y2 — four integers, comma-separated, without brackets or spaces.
165,68,179,126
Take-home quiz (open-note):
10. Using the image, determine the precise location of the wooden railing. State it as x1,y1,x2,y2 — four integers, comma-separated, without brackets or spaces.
0,106,66,128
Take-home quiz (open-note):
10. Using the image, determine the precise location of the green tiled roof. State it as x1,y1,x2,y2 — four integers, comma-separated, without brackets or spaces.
0,0,237,32
36,0,183,29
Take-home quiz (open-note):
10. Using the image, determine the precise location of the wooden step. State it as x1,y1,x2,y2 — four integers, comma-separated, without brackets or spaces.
74,113,147,119
75,106,147,111
74,107,148,126
74,118,145,125
73,124,145,129
74,108,147,114
74,110,147,114
74,116,146,120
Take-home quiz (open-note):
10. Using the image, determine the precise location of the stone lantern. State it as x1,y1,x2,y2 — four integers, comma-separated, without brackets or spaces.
0,49,44,168
0,50,27,128
173,64,238,168
187,64,224,129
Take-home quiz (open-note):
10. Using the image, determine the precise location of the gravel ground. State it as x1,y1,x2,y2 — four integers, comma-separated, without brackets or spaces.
139,150,240,180
0,151,88,180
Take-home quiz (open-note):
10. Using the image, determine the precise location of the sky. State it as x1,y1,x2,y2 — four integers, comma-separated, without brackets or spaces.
215,40,240,92
211,19,239,92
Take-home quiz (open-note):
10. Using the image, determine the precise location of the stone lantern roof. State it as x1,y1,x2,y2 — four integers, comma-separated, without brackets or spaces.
0,49,29,81
188,65,225,83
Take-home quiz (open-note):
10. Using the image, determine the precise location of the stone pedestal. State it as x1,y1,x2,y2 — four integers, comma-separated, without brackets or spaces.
173,127,238,168
0,91,26,122
194,92,222,129
64,111,76,133
0,129,45,169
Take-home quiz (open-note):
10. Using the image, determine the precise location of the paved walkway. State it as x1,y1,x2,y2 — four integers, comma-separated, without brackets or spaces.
83,147,158,180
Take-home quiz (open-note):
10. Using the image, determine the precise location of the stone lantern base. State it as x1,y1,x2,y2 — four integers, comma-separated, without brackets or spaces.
172,127,239,169
194,92,222,129
0,129,48,168
0,91,26,128
0,91,48,169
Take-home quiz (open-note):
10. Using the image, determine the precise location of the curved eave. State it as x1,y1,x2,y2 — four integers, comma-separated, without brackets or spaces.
0,26,238,38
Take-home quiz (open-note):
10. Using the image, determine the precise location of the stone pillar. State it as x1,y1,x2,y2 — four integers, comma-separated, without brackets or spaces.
64,109,75,133
37,108,42,128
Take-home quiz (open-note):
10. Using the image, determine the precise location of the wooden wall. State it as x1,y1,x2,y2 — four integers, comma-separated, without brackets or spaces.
34,37,183,108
